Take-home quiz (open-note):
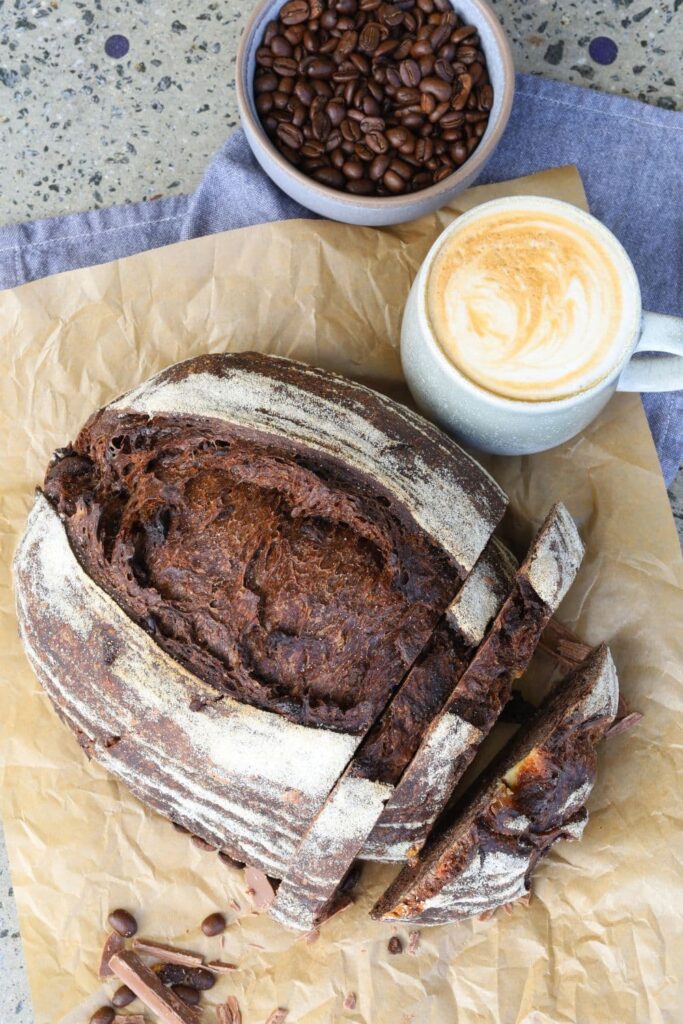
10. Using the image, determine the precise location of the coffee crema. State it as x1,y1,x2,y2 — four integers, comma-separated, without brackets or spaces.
427,204,636,401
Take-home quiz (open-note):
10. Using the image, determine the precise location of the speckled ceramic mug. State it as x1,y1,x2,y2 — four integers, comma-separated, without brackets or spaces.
401,195,683,455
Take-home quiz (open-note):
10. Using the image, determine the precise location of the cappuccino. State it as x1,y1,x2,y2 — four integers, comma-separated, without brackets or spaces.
426,197,640,402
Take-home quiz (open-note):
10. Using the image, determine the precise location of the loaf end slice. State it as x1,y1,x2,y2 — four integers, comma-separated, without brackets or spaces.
371,644,618,923
361,503,585,863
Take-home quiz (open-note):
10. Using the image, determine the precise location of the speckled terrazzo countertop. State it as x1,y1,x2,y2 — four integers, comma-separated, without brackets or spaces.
0,2,682,1021
0,0,681,222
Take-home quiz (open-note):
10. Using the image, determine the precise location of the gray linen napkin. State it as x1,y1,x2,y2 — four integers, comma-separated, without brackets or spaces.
0,73,680,481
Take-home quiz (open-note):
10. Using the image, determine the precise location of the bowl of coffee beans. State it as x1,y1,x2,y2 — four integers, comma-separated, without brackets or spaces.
237,0,514,225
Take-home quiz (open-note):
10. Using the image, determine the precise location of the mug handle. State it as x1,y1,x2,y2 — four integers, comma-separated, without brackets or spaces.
617,311,683,392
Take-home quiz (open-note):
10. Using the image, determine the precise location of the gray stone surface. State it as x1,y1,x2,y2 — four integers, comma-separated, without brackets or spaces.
0,2,681,1020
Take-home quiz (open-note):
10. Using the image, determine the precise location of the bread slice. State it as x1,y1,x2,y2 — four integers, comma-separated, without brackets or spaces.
269,539,516,930
361,503,584,864
14,355,506,876
372,644,618,923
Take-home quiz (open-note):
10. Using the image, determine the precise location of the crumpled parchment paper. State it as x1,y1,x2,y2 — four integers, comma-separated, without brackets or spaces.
0,165,681,1024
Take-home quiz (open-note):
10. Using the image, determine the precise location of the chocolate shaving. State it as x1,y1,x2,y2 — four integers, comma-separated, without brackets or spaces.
110,950,201,1024
407,931,421,956
99,930,126,978
244,867,276,910
190,834,215,851
265,1011,288,1024
606,711,644,738
542,619,642,733
343,992,357,1010
132,938,204,967
205,959,238,974
217,997,242,1024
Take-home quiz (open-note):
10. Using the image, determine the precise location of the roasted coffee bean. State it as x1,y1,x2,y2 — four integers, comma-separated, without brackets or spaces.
313,165,346,187
369,152,391,179
419,75,451,101
276,121,303,148
347,178,375,194
293,79,315,104
358,22,382,52
383,169,406,193
342,159,364,180
303,28,319,51
273,56,298,76
440,109,464,129
329,146,346,168
354,142,374,161
304,55,335,78
90,1009,115,1024
449,140,468,164
256,46,275,68
201,911,227,936
360,115,385,133
255,92,274,115
254,72,278,94
173,984,201,1007
374,37,400,59
326,127,343,149
107,908,137,937
280,0,310,25
434,57,455,82
479,83,493,110
254,0,491,195
388,936,403,954
429,100,450,123
390,157,413,180
111,985,136,1008
154,963,216,990
341,117,362,141
271,35,293,57
399,59,421,87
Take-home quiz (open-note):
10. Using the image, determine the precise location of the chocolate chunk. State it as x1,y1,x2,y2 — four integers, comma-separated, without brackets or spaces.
216,998,242,1024
387,936,403,954
244,867,277,910
132,938,204,967
99,931,126,978
154,963,216,990
110,950,201,1024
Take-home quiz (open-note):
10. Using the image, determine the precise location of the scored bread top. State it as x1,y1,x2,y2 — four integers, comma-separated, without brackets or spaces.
109,353,507,573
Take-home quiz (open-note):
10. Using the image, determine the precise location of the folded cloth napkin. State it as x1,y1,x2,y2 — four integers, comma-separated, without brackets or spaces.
1,73,681,482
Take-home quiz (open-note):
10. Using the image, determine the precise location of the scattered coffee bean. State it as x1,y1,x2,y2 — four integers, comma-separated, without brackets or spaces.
154,962,216,990
253,0,492,195
172,984,202,1006
111,985,136,1008
107,908,137,938
89,1009,115,1024
388,935,403,954
201,912,227,937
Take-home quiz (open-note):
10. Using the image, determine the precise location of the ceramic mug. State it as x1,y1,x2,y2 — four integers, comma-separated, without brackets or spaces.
401,196,683,455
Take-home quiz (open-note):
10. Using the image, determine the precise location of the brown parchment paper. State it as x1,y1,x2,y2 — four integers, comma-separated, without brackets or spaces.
1,166,682,1024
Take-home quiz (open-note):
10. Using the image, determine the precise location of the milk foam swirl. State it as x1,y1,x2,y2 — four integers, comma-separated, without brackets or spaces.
427,205,637,401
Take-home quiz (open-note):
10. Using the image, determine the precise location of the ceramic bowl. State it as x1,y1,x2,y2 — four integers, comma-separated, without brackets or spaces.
236,0,515,226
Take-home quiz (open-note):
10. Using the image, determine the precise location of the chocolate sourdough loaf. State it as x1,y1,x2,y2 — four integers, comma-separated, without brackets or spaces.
373,644,619,923
14,353,506,876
